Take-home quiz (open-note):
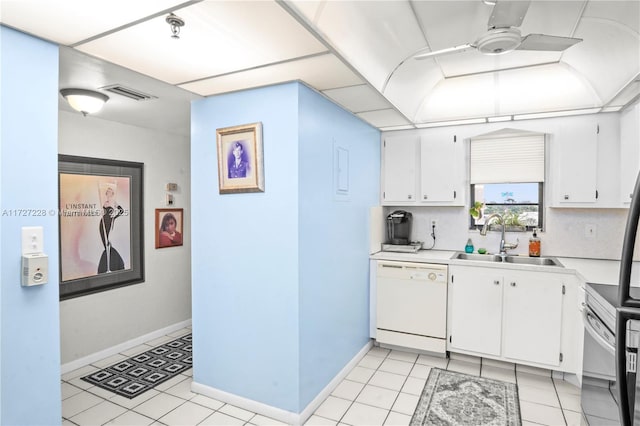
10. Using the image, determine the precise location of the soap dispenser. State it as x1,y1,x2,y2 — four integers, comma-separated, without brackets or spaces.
465,238,474,253
529,228,541,257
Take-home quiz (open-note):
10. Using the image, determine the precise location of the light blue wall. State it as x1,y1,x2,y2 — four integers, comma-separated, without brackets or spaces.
297,84,380,409
191,81,380,413
0,26,61,424
191,83,302,411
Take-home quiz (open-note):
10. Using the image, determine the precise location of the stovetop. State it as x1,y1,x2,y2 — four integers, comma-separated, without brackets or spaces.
585,283,640,333
587,283,640,310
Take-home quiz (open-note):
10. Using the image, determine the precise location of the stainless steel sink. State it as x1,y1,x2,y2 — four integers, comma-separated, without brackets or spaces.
502,256,563,267
450,252,563,267
451,253,503,262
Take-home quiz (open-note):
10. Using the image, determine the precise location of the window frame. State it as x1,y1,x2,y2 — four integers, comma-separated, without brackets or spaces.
469,182,544,231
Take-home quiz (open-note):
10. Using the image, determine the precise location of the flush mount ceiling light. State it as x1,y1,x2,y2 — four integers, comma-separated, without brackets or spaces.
60,89,109,116
166,13,185,39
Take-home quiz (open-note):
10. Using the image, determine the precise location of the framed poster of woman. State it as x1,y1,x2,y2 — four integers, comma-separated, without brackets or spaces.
58,155,144,300
155,208,184,249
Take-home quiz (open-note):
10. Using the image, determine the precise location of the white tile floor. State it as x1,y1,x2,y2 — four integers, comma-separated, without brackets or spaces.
62,329,585,426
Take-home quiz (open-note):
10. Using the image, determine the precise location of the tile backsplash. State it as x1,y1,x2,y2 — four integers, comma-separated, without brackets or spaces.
379,206,637,260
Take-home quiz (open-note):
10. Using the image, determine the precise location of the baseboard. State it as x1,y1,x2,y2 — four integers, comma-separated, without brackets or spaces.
60,319,192,374
298,339,373,424
191,339,373,426
190,382,300,425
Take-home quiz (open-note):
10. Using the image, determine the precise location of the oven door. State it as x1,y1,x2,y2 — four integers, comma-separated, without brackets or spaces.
582,304,621,425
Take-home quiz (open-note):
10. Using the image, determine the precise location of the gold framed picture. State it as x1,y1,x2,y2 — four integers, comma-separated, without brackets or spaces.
155,208,184,249
216,122,264,194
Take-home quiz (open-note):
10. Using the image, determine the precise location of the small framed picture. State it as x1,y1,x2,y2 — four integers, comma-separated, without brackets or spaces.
155,208,184,249
216,122,264,194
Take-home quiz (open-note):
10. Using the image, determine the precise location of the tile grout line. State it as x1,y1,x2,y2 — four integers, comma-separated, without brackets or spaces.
380,349,418,425
551,378,569,426
336,347,390,425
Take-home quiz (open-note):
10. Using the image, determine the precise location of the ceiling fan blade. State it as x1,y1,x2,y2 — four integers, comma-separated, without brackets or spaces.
414,44,475,60
517,34,583,51
487,0,531,29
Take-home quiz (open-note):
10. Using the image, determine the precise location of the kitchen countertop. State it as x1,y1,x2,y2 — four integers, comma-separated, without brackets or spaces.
370,249,637,286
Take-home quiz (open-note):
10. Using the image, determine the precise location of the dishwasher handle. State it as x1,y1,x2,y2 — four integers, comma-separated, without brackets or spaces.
583,303,615,355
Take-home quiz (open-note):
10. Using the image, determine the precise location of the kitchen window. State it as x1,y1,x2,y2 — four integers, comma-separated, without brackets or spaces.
469,132,545,230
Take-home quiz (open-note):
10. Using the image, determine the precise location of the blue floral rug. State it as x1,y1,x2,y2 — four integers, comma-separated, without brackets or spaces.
411,368,521,426
82,333,192,398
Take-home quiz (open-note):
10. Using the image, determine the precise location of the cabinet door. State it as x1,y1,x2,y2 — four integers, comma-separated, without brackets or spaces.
620,103,640,204
555,123,598,204
449,266,503,356
502,272,564,366
382,136,417,204
419,135,462,204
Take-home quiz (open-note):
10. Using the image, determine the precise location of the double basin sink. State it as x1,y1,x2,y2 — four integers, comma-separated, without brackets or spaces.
451,252,563,267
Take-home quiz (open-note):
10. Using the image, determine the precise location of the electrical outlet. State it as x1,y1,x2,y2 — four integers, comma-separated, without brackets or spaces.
585,224,596,238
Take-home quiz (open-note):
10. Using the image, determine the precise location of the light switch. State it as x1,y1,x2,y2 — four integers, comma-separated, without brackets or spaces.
21,226,43,255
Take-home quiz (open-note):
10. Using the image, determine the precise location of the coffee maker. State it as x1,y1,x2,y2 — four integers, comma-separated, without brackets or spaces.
386,210,412,245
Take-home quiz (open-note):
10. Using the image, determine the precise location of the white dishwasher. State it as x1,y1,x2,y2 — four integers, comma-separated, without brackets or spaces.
376,260,448,354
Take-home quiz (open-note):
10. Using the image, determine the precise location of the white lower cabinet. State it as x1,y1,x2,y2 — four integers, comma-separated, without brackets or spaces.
502,273,563,366
449,267,503,356
449,265,574,371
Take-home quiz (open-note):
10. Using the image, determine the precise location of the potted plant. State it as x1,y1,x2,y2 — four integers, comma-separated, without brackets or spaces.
488,211,527,232
469,201,484,220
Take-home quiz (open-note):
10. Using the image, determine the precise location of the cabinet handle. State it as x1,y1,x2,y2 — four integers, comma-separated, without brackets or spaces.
494,280,500,285
564,195,569,200
423,195,428,200
511,282,516,287
408,195,412,200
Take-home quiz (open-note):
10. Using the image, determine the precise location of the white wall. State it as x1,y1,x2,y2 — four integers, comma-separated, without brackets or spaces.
58,111,191,363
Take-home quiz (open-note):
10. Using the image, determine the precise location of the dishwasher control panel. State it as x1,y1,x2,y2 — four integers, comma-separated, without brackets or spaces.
378,261,448,283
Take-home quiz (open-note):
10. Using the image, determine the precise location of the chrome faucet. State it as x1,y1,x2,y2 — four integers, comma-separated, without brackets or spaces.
479,213,519,256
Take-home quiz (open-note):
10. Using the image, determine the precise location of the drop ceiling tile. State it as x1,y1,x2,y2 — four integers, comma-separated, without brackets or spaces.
383,59,444,122
415,73,496,122
413,1,489,53
0,0,186,46
497,63,600,114
606,80,640,108
322,85,391,113
356,109,410,128
309,0,426,90
563,16,640,102
76,1,327,85
179,53,361,96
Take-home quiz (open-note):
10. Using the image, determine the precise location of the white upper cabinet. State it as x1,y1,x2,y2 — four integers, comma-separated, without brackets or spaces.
550,114,621,207
381,135,418,203
620,103,640,204
420,134,464,204
553,121,598,204
382,129,465,206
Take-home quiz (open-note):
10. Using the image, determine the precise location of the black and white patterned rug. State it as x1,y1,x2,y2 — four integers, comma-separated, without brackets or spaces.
411,368,521,426
82,333,192,399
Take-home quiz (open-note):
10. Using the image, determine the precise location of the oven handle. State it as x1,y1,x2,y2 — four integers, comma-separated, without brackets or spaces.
582,303,615,355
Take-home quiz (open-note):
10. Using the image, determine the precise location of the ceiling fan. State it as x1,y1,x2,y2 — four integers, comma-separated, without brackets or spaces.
414,0,583,60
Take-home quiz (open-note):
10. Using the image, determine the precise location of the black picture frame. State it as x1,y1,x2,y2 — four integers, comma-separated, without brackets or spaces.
58,155,144,300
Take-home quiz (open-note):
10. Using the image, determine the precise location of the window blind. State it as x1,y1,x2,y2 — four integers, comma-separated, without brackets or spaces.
470,134,545,184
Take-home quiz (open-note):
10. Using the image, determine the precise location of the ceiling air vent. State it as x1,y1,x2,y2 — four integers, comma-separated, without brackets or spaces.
100,85,157,101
